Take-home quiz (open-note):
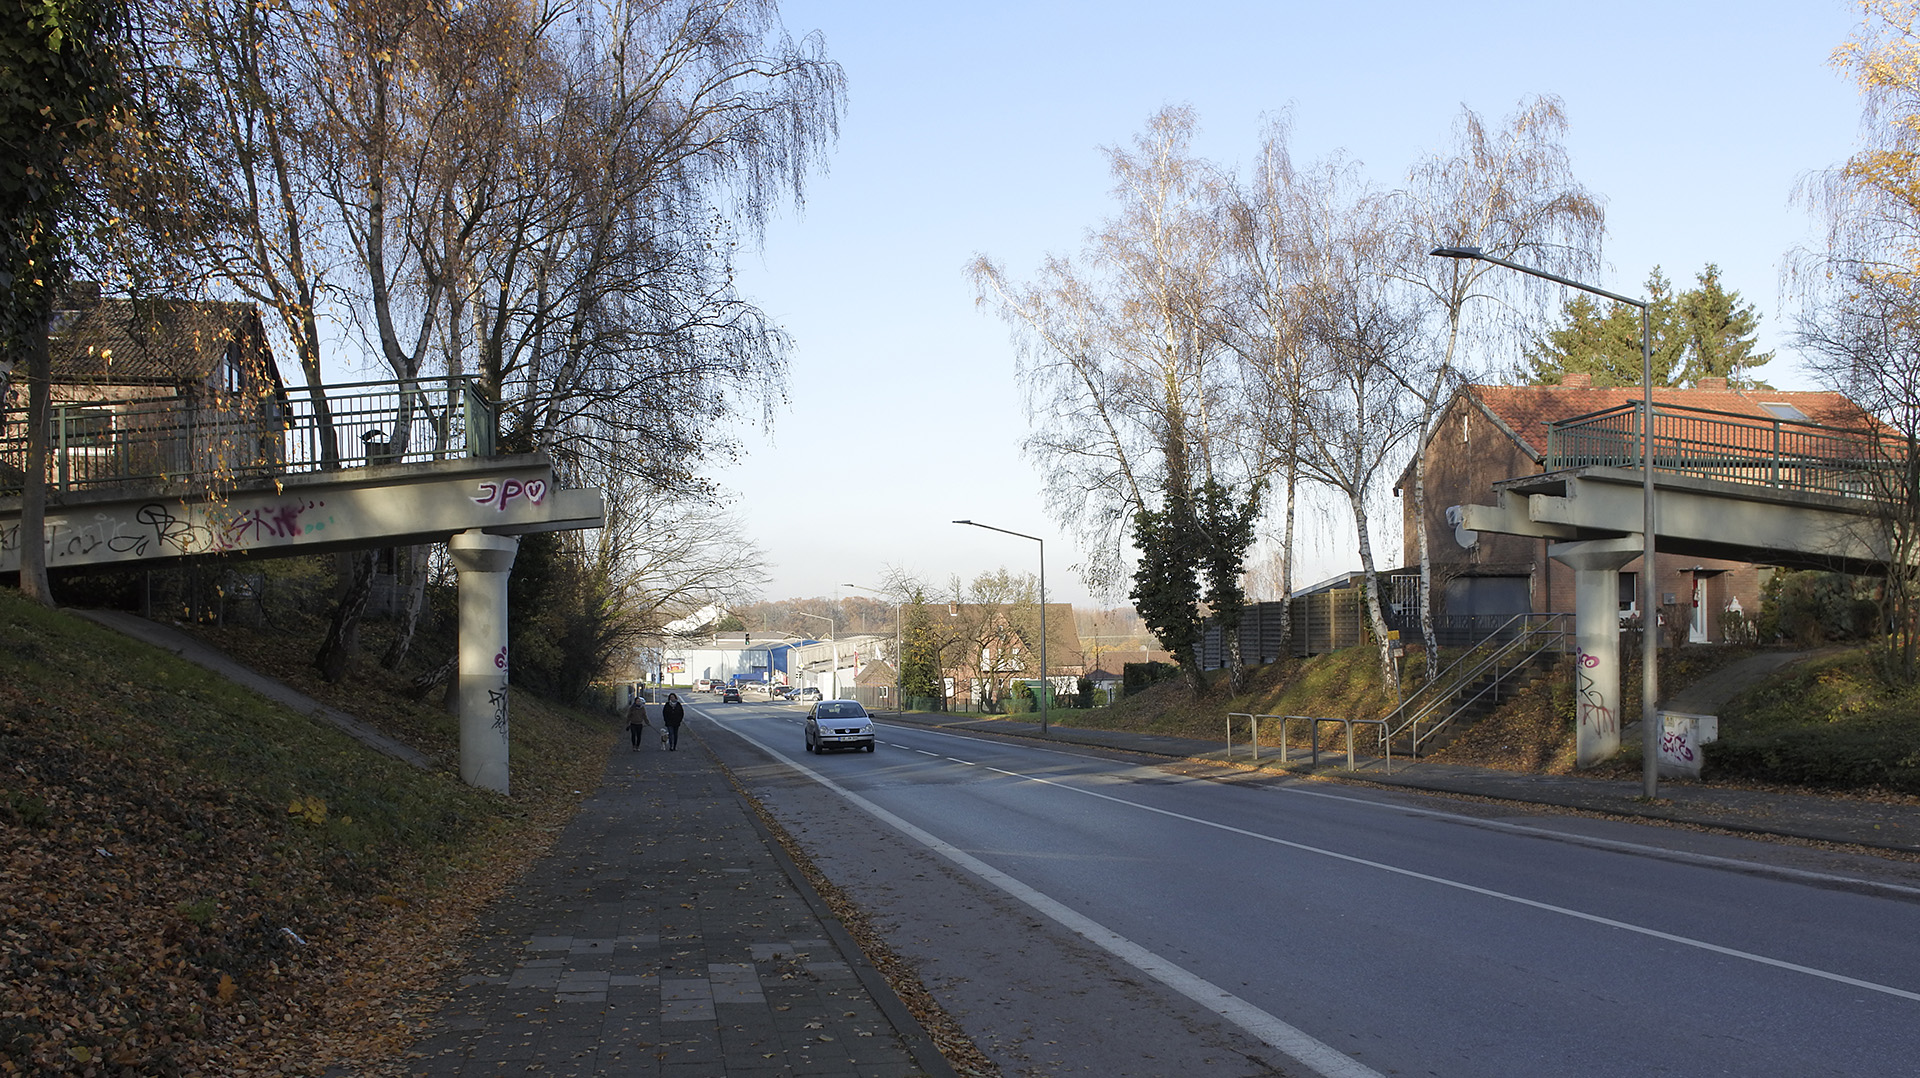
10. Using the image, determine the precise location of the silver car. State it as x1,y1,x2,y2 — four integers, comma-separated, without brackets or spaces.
804,700,875,754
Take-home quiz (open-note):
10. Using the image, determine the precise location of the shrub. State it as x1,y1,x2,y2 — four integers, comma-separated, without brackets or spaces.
1123,660,1181,693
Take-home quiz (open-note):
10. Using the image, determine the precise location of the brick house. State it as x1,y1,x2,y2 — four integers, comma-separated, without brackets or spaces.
1,286,289,494
1397,375,1875,643
918,602,1083,709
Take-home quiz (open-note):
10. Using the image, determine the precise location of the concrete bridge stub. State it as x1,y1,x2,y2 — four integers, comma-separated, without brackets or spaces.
1551,537,1641,769
451,529,518,794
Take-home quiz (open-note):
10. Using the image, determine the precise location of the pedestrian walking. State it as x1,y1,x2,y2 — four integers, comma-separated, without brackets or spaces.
662,693,685,751
625,698,649,750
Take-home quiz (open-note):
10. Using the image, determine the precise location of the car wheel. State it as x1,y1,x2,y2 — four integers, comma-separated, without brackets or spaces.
865,742,875,753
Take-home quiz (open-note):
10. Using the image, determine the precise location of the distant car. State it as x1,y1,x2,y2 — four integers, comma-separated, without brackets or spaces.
693,679,714,693
771,685,795,700
793,687,822,702
721,686,741,702
804,700,875,754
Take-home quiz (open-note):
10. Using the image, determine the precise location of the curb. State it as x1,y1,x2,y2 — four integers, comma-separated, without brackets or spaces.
697,730,962,1078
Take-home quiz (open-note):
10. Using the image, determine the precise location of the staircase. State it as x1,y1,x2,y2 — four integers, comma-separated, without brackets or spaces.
1378,613,1569,762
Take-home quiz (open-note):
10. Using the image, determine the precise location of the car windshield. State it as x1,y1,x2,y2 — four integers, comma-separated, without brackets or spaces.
818,703,866,720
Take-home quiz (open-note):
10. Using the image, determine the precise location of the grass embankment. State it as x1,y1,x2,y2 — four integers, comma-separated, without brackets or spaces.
0,589,615,1075
1046,646,1399,747
1044,642,1920,794
1707,649,1920,794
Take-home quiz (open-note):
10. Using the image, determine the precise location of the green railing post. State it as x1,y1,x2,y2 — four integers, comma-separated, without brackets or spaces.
55,406,69,492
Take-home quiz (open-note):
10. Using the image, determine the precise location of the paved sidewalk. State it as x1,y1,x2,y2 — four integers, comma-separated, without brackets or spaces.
401,726,953,1078
881,710,1920,855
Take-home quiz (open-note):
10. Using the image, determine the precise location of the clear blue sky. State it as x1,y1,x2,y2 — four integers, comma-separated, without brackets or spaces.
715,0,1864,608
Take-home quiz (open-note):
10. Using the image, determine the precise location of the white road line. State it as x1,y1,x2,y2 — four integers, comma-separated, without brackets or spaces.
945,757,975,765
1005,767,1920,1004
710,719,1386,1078
881,720,1920,902
1278,786,1920,901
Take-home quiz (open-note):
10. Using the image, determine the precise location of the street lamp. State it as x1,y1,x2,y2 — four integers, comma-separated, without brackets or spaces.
1431,245,1659,798
792,609,839,699
843,583,903,713
952,519,1049,734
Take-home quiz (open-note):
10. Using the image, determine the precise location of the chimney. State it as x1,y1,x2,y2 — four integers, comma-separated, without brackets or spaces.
1560,372,1593,388
1696,376,1727,391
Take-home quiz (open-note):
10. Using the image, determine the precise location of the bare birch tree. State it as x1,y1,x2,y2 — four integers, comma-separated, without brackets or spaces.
972,106,1257,697
1294,176,1425,682
1387,95,1603,676
1217,114,1315,661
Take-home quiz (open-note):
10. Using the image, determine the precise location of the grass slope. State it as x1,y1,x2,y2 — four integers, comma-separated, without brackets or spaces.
0,590,615,1075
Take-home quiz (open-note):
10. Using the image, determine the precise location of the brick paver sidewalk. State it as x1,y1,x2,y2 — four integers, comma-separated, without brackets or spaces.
403,727,950,1078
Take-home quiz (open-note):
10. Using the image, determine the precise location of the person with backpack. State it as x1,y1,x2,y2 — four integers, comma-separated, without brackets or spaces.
662,693,685,750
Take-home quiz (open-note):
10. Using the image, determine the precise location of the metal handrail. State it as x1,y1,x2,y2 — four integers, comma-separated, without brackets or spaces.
1281,715,1390,772
1379,612,1569,760
1545,400,1889,500
1,375,498,498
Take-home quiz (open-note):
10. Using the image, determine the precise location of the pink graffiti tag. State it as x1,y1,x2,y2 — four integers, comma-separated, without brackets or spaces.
213,500,323,551
494,646,508,670
1661,730,1696,763
473,478,549,511
1573,645,1617,735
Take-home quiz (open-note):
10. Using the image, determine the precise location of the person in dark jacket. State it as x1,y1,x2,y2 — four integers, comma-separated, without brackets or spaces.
662,693,685,750
625,698,649,750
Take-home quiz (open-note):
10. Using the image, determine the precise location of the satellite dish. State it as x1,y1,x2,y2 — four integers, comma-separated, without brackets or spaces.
1445,505,1478,549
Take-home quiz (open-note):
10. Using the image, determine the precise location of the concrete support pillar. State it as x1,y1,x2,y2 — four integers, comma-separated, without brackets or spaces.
451,529,518,793
1550,537,1641,769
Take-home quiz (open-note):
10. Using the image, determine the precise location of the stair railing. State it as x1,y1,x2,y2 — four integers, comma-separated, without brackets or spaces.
1377,612,1570,763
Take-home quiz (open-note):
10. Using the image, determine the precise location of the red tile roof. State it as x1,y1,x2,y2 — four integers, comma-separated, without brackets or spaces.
49,292,269,386
1466,384,1873,462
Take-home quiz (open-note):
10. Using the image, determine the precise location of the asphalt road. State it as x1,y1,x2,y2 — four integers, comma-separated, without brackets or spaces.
692,699,1920,1078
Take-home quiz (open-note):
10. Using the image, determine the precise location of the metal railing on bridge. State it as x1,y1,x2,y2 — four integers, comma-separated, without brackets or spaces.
1545,400,1888,499
1,376,497,498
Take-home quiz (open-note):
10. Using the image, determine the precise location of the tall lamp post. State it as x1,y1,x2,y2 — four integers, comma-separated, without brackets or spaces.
1431,245,1659,798
793,610,839,699
843,583,903,712
953,519,1049,734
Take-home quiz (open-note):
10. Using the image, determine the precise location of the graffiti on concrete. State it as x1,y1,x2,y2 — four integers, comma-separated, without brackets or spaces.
1574,645,1617,737
209,499,328,551
472,478,547,512
1660,728,1696,764
488,685,509,735
5,498,338,566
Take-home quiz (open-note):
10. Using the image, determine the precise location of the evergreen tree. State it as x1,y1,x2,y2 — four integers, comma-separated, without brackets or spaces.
898,602,942,704
1129,490,1205,697
1520,265,1772,388
1198,478,1261,695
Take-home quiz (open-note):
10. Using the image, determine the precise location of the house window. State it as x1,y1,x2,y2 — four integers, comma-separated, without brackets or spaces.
1759,402,1807,421
1619,573,1638,616
879,686,889,699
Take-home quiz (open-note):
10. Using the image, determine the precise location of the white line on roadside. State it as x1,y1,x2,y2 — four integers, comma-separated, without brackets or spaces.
709,720,1387,1078
879,720,1920,902
1275,786,1920,901
994,766,1920,1004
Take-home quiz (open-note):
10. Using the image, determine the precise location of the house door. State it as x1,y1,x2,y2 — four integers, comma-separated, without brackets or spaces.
1689,575,1709,644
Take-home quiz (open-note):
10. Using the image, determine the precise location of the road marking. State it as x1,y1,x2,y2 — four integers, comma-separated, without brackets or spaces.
1004,768,1920,1004
945,757,975,766
880,720,1920,902
710,720,1386,1078
1277,786,1920,901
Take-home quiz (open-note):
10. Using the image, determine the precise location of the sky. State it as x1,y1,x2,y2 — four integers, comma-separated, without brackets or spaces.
706,0,1867,610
